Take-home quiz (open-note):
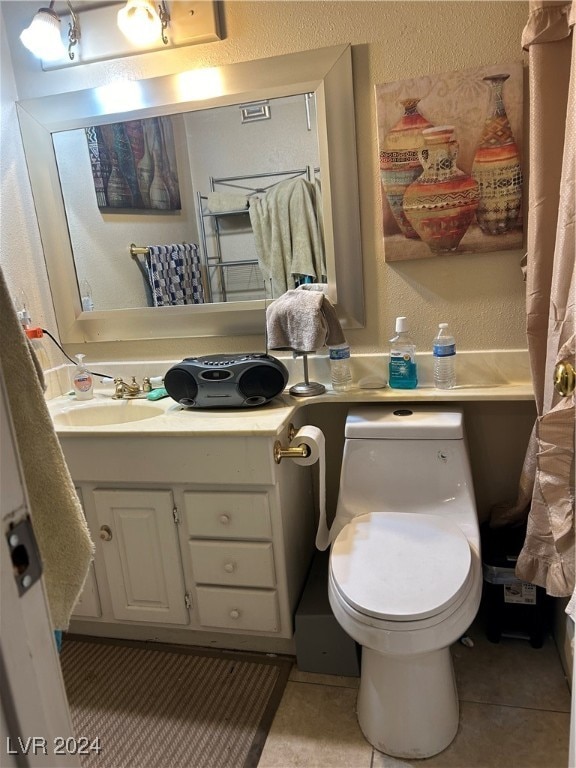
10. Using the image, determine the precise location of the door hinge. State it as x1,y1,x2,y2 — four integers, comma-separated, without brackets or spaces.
184,592,192,610
172,506,180,524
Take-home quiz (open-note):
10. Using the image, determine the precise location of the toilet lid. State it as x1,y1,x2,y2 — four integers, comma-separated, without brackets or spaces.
330,512,472,622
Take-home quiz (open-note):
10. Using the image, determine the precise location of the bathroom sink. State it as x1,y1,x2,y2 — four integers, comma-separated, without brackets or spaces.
51,400,165,427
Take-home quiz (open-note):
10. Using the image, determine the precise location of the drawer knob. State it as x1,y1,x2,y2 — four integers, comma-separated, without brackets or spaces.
224,561,236,573
99,525,113,542
219,514,230,525
229,609,241,619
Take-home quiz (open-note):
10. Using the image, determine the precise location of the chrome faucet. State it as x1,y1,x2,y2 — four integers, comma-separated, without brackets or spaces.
112,376,152,399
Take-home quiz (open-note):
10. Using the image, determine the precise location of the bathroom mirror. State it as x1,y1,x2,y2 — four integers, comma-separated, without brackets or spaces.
16,44,364,343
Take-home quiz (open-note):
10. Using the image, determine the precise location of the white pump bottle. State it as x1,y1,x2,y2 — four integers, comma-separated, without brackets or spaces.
72,354,94,400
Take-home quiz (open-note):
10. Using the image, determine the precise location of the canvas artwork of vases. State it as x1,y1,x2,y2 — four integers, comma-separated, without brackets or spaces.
376,63,523,261
85,116,181,211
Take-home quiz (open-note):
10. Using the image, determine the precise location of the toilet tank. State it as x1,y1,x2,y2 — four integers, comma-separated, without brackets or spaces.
345,406,464,440
336,406,476,524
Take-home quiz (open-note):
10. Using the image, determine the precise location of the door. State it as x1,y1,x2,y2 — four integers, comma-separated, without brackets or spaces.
93,489,188,624
0,371,80,767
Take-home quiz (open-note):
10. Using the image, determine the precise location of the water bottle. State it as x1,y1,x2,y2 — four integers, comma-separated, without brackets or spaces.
329,343,352,391
388,316,418,389
433,323,456,389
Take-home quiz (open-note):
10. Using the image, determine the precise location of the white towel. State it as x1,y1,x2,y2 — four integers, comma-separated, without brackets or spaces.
207,192,249,213
266,289,345,353
0,267,94,630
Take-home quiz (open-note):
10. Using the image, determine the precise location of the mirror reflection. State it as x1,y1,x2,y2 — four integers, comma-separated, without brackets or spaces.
17,45,364,343
53,93,323,312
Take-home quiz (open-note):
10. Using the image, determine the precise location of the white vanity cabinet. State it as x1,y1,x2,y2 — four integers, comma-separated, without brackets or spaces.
60,416,316,653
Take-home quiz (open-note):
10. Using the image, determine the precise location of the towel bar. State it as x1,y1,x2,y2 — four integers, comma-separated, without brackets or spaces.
130,243,149,257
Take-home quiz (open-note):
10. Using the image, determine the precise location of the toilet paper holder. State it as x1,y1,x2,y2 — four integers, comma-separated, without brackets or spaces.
273,423,311,463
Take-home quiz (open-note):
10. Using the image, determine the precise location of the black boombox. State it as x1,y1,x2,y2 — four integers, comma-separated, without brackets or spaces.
164,353,289,408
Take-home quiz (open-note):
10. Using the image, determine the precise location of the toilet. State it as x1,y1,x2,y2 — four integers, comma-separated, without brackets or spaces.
328,405,482,759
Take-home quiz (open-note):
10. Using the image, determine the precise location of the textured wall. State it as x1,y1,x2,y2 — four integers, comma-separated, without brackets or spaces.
0,1,529,363
0,17,60,367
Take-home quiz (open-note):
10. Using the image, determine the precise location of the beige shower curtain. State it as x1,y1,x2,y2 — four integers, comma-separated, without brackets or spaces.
491,0,575,598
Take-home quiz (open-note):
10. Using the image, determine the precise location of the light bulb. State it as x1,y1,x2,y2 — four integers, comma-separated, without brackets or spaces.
117,0,161,45
20,6,66,62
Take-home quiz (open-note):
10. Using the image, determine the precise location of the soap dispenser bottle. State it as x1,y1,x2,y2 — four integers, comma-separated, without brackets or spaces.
72,354,94,400
388,316,418,389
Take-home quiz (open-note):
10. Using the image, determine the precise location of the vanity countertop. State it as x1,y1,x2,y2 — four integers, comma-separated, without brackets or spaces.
46,381,534,438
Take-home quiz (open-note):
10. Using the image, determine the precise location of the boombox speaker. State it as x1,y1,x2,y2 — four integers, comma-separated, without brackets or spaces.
164,353,289,408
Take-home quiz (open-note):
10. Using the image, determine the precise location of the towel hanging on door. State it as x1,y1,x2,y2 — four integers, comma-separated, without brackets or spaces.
145,242,205,307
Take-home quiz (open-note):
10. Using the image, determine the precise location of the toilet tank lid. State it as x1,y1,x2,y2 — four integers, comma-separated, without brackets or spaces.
345,406,464,439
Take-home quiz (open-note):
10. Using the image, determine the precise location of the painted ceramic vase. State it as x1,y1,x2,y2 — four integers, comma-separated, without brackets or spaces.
471,74,522,235
147,120,171,210
111,122,141,207
158,118,181,209
380,98,434,239
136,128,153,208
106,152,133,208
403,126,480,253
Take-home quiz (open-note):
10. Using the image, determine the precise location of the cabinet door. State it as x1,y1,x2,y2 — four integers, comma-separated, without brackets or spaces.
72,487,101,618
71,564,101,618
94,489,188,625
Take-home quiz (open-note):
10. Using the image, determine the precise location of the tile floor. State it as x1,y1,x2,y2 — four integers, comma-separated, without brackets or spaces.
257,621,571,768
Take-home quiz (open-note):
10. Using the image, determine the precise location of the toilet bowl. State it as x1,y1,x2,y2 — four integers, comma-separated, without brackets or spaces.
327,406,481,759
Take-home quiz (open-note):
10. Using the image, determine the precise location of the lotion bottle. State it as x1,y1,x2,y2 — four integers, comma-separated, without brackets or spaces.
72,354,94,400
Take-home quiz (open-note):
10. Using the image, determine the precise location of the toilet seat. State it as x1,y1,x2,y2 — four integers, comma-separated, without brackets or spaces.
330,512,472,622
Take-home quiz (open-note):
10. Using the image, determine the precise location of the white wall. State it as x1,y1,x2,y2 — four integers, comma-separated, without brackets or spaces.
0,0,529,363
0,11,60,368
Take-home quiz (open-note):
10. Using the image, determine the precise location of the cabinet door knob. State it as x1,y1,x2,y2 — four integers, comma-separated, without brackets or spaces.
229,609,240,619
99,525,113,542
219,514,230,525
224,561,236,573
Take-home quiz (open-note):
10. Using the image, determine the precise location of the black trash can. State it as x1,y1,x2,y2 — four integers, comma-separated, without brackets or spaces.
481,523,550,648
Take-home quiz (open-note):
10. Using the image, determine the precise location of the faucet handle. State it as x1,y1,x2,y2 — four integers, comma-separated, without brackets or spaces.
112,377,125,399
142,377,152,392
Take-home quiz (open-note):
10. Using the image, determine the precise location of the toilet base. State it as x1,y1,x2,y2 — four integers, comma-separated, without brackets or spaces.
357,645,459,759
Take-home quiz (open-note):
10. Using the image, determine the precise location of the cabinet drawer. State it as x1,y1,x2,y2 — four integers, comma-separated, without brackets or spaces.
195,586,279,633
189,541,275,588
184,492,271,539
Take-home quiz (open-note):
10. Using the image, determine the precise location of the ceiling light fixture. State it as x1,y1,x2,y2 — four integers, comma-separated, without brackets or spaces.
20,1,65,61
20,1,80,62
117,0,171,46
